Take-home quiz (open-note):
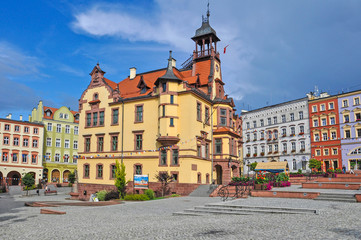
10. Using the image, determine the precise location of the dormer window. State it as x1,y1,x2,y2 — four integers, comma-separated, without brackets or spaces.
141,87,147,94
64,114,68,119
59,113,63,118
45,110,52,117
94,93,98,100
74,114,79,121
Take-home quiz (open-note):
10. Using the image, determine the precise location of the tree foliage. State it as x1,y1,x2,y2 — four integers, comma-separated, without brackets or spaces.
114,160,128,199
308,158,321,170
250,162,258,171
155,172,173,197
68,172,76,184
22,173,35,195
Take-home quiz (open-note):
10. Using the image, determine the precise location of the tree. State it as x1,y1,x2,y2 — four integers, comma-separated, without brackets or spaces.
250,162,258,172
155,171,173,197
114,160,128,199
22,173,35,196
68,172,76,184
308,158,321,171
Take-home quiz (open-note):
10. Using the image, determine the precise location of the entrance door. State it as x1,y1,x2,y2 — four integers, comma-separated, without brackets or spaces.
215,165,222,185
325,161,330,170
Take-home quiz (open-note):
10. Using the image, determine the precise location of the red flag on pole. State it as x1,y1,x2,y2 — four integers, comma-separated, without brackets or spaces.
224,45,229,54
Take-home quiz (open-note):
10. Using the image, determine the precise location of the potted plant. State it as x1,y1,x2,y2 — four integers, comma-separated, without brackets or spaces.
246,153,250,157
254,172,268,190
253,153,257,157
260,152,265,156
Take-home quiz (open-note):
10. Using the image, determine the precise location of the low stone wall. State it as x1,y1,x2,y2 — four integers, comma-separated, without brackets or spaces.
315,177,361,183
355,194,361,202
302,182,361,190
77,182,200,201
251,190,320,199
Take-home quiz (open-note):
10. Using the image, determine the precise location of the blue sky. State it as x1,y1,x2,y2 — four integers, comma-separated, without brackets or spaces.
1,0,361,120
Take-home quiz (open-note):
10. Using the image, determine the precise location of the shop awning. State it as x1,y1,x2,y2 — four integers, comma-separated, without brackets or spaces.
254,162,289,173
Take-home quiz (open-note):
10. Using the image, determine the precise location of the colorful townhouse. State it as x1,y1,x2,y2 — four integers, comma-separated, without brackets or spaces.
77,10,243,198
308,93,341,171
242,97,311,173
31,101,79,183
338,90,361,171
0,115,44,186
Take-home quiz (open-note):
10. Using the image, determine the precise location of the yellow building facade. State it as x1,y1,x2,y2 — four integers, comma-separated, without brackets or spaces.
77,13,243,198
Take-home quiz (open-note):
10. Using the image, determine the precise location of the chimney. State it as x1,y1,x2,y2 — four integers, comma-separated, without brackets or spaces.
6,113,12,119
28,114,31,121
19,115,23,121
171,58,176,68
130,67,136,80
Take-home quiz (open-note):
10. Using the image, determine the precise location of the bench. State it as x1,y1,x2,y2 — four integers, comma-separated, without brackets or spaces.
44,190,57,195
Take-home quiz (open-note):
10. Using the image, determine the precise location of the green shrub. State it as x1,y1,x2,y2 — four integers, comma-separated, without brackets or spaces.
68,183,73,187
56,183,62,187
144,189,155,200
96,190,107,201
124,194,150,201
105,190,119,201
171,194,180,197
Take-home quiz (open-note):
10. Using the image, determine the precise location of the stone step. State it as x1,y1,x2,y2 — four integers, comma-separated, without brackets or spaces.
173,211,206,216
314,197,357,203
318,193,355,199
189,184,218,197
204,204,318,214
193,206,312,215
183,208,254,216
40,209,66,215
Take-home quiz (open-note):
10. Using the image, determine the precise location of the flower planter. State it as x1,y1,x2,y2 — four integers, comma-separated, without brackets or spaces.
254,184,265,190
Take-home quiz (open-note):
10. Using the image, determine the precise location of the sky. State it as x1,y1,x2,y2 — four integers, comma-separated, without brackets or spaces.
1,0,361,120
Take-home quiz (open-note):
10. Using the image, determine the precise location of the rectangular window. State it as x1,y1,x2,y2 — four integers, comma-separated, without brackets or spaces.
84,165,89,178
291,127,295,135
274,144,279,152
316,149,321,156
273,116,277,124
260,119,264,127
321,118,327,126
136,134,142,150
215,139,222,154
56,139,61,148
15,126,20,132
329,102,334,109
111,165,116,178
97,165,103,178
136,106,143,122
85,138,91,152
312,106,317,112
13,153,18,162
56,124,61,133
301,141,305,150
220,109,227,126
356,113,361,121
282,115,286,123
2,152,8,162
24,127,29,133
99,111,104,125
330,117,335,125
160,150,167,165
205,143,209,159
331,131,336,139
268,145,272,153
357,128,361,138
64,154,69,163
4,124,10,131
3,136,9,145
343,100,348,107
45,153,51,161
293,159,297,170
344,115,349,123
172,149,179,165
345,130,351,138
299,111,304,120
47,123,52,131
299,125,304,134
355,97,360,105
162,82,167,92
112,136,118,151
65,125,70,134
282,128,286,136
197,102,201,121
267,118,271,125
112,109,119,124
170,118,174,126
22,154,28,163
135,165,142,175
87,113,91,127
290,113,295,121
74,126,79,135
313,119,318,127
197,145,201,157
283,143,287,152
73,140,78,149
261,131,264,139
253,121,257,128
291,142,296,151
332,148,338,155
322,133,328,141
93,112,98,126
33,139,38,148
33,128,38,134
324,149,329,155
13,137,19,146
55,153,60,162
64,139,70,148
98,137,104,152
314,133,320,141
246,122,250,129
162,105,165,117
205,107,210,125
45,138,51,147
170,95,174,104
320,104,325,111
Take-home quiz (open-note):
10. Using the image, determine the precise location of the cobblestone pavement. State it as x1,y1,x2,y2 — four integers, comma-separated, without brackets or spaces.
0,192,361,240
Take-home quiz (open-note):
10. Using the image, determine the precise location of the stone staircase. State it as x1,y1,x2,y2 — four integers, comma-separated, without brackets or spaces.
188,184,218,197
173,203,318,216
314,193,357,203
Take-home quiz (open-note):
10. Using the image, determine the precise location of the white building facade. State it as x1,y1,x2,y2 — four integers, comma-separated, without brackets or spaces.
242,98,311,173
